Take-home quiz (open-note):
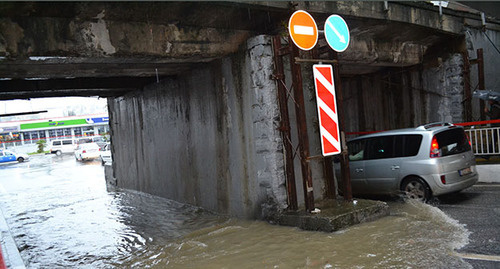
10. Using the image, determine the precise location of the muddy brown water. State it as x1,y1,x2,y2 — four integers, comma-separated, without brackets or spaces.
0,155,471,268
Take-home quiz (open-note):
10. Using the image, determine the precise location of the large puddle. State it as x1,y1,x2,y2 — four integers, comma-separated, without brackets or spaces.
0,155,472,268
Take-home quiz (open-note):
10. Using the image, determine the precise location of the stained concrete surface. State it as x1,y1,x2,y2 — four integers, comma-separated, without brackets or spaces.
270,199,390,233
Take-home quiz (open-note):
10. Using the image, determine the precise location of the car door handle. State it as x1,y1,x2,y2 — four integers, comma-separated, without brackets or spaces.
355,168,364,173
391,165,400,170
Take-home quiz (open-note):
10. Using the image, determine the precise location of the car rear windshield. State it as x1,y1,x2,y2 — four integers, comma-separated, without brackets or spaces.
435,128,471,157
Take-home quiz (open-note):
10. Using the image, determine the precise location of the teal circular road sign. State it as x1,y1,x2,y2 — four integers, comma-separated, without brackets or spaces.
324,15,350,52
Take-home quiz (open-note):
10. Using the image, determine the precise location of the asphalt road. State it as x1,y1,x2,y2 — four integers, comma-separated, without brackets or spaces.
436,183,500,268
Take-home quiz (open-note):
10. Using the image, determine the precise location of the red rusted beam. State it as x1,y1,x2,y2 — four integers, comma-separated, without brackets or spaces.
289,36,315,212
462,51,472,122
272,35,298,211
332,51,353,202
478,48,486,121
455,119,500,126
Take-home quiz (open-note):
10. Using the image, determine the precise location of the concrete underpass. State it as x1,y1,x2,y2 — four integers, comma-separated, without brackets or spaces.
0,1,499,219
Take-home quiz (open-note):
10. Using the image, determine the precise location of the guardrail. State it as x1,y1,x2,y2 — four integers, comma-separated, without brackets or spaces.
464,126,500,156
456,120,500,156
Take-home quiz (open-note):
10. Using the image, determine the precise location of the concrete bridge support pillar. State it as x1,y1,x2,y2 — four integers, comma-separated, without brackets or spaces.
107,35,288,219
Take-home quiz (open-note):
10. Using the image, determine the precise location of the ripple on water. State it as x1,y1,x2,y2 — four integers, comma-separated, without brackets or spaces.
0,156,472,268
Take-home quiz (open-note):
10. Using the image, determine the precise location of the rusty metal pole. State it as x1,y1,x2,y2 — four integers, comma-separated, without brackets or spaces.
462,51,472,122
289,37,315,212
272,35,298,211
477,48,486,121
331,51,353,201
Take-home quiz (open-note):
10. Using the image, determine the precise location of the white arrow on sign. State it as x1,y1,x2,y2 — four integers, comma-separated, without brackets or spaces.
326,20,346,44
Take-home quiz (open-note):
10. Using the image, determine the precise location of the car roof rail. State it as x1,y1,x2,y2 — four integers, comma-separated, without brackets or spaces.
416,122,454,130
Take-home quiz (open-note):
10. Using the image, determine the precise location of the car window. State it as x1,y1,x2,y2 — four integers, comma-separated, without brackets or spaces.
53,141,62,146
403,135,422,156
394,135,422,157
78,138,93,144
348,140,365,161
366,136,394,160
62,140,73,145
435,128,471,157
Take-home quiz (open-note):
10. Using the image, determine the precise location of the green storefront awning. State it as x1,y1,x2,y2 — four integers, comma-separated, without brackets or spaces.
20,119,88,130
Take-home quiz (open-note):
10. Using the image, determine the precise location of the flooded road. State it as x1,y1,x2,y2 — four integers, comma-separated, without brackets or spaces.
0,155,472,268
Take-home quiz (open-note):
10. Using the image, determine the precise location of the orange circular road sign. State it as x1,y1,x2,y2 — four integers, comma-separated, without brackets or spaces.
288,10,318,51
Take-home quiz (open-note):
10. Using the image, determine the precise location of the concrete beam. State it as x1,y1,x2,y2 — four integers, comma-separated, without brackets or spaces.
0,3,254,59
0,58,197,79
0,88,132,100
0,1,490,99
0,76,157,91
260,1,465,34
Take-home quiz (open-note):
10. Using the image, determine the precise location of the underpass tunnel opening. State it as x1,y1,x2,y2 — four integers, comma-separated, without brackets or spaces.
0,71,170,155
0,96,110,151
272,24,472,209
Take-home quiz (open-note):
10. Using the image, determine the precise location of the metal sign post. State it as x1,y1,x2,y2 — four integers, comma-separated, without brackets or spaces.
332,51,353,201
289,36,316,212
286,10,354,208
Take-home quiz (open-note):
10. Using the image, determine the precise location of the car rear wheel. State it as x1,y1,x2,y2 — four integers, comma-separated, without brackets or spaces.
17,157,24,163
401,177,431,202
56,150,62,156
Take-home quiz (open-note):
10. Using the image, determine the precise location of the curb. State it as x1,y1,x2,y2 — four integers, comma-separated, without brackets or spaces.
0,209,25,269
476,164,500,183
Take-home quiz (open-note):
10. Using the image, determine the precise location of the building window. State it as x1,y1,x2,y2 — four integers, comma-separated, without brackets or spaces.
48,130,57,140
82,126,94,136
63,128,71,137
56,129,64,138
97,126,107,135
74,127,82,137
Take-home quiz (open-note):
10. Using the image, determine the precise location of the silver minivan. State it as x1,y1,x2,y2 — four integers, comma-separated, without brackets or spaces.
337,123,479,201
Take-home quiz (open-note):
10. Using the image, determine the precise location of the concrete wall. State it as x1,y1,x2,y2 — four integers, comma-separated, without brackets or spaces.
466,27,500,120
422,54,465,124
108,35,287,219
340,53,467,136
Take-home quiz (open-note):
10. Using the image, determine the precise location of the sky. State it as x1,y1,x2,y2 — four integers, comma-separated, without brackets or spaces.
0,97,108,122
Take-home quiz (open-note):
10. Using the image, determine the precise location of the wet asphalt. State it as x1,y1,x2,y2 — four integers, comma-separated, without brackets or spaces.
436,183,500,268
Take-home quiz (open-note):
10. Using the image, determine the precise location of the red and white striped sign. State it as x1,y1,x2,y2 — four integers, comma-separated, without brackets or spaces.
313,64,341,156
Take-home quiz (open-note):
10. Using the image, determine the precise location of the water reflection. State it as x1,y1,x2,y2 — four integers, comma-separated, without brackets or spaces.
0,155,471,268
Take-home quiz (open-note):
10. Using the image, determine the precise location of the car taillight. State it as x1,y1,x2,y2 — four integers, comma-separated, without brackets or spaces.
82,150,87,154
430,136,441,158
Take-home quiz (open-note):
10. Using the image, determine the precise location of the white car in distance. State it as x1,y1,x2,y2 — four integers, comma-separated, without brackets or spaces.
74,142,101,161
100,143,112,165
